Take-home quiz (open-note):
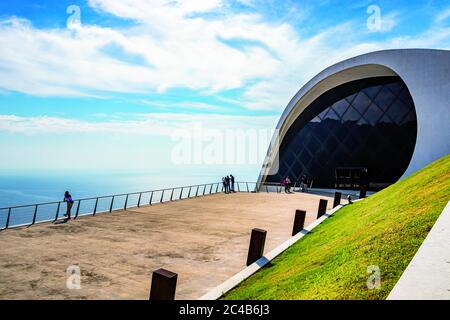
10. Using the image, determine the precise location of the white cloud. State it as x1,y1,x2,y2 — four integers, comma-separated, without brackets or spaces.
0,113,278,136
436,7,450,23
0,1,449,112
0,1,280,97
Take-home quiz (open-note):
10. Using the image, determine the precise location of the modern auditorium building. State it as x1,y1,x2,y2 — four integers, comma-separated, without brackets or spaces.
259,49,450,190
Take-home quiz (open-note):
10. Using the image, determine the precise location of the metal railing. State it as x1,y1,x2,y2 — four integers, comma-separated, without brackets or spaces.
0,182,229,230
0,181,318,231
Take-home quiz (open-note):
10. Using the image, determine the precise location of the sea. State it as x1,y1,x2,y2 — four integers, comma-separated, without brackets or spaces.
0,166,259,227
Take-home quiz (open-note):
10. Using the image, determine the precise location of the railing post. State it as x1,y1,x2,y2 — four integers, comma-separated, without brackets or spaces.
93,198,99,216
124,194,129,210
54,202,61,222
188,186,192,198
32,204,38,225
209,184,213,194
179,187,183,200
246,182,249,192
237,182,240,192
317,199,328,219
5,208,11,229
149,268,178,300
137,193,142,207
202,184,206,196
246,228,267,266
333,192,342,208
149,191,153,205
74,200,81,219
195,185,199,197
110,196,115,213
292,210,306,236
160,189,165,203
265,184,269,193
216,183,219,193
170,188,174,201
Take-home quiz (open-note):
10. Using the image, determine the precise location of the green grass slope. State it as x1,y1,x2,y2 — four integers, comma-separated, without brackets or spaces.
223,154,450,300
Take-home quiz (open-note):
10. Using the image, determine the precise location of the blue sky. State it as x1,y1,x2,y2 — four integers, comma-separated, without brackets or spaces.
0,0,450,176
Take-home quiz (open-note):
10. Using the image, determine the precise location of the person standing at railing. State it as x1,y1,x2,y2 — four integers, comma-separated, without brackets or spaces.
222,177,228,194
225,176,231,194
285,176,292,193
63,191,74,221
304,175,310,193
230,174,235,193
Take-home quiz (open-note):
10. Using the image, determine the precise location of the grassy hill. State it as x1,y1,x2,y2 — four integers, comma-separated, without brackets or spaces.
223,154,450,300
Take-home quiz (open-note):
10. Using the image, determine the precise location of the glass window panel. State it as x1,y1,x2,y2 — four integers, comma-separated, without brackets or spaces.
357,116,369,126
398,87,414,106
362,85,383,100
306,135,321,154
351,92,371,115
342,105,361,122
379,113,393,124
333,124,349,141
401,111,416,124
373,86,396,111
317,109,328,120
323,108,340,120
387,99,410,124
284,150,296,165
325,135,339,153
314,124,330,141
323,118,339,132
386,82,403,96
331,99,349,117
363,103,384,126
345,93,358,104
298,149,312,166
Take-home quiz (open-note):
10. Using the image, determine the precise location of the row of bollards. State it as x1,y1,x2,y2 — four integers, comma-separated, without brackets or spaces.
148,191,354,300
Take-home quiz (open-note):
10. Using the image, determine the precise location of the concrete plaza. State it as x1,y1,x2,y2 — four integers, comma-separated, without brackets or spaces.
0,191,333,300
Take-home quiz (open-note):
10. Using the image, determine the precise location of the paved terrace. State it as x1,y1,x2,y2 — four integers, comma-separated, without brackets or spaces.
0,192,333,300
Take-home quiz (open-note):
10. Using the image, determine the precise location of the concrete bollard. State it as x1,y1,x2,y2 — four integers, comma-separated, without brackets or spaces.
333,192,342,208
292,210,306,236
246,228,267,266
149,268,178,300
359,189,366,199
317,199,328,219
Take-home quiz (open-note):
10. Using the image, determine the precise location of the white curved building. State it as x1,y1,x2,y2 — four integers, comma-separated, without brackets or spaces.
259,49,450,190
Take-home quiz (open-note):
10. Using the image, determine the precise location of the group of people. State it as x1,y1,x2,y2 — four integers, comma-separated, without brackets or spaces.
222,175,235,194
281,174,311,193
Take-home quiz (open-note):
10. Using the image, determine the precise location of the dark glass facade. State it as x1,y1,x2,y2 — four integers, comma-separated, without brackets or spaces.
266,76,417,190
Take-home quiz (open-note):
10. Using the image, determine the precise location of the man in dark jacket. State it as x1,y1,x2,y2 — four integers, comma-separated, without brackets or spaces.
230,174,235,192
